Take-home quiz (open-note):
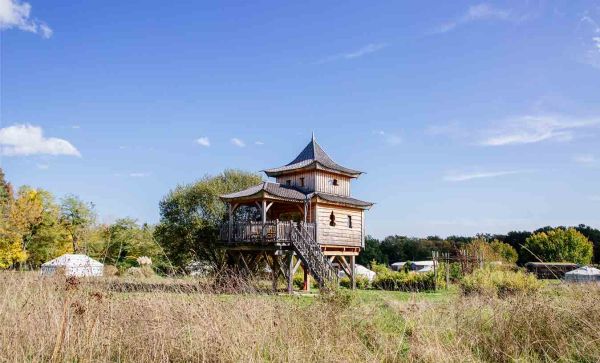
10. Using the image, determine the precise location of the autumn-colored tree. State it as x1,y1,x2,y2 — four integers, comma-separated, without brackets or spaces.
524,228,593,265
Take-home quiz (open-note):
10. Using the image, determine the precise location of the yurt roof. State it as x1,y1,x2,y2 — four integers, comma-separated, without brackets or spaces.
565,266,600,275
42,254,103,267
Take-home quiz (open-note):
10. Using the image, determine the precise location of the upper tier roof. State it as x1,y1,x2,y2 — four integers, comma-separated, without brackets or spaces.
263,135,363,177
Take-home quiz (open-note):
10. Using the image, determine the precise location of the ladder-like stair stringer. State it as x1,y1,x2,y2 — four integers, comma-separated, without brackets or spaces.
290,224,338,287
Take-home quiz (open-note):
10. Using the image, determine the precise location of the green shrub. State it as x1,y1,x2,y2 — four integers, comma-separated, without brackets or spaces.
460,267,543,297
339,276,371,289
372,270,437,292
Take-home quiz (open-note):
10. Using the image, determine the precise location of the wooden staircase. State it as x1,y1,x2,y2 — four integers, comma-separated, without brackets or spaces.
290,224,338,287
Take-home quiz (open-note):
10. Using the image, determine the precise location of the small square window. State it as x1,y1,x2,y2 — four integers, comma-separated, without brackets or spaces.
348,215,353,228
300,177,305,187
286,180,291,186
332,179,339,186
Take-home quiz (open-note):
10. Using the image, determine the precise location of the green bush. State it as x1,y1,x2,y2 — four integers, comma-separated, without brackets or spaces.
339,276,371,289
460,267,544,297
372,270,437,292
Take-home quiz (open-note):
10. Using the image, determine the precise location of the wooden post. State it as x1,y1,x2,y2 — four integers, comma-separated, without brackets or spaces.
433,251,438,292
228,202,233,242
445,252,450,290
303,199,307,224
303,263,310,292
287,252,294,294
350,255,356,290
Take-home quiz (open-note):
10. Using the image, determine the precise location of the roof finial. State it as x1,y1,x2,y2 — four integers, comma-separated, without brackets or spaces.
311,131,315,142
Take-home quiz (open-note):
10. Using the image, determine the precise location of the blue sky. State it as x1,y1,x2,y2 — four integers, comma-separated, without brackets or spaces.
1,0,600,238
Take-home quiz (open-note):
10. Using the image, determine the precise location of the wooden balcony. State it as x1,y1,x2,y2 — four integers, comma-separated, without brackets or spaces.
219,221,316,244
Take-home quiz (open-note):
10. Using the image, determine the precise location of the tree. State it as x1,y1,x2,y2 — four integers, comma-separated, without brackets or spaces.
357,235,384,266
490,240,518,264
574,224,600,264
24,190,72,268
60,195,96,253
524,228,593,265
91,218,164,270
0,168,13,212
154,169,262,267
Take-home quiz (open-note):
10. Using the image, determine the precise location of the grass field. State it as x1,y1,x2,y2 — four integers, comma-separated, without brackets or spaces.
1,271,599,362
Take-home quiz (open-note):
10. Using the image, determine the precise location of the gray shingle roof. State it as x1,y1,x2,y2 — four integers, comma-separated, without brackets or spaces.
221,182,306,202
221,182,373,208
263,135,362,177
310,192,373,209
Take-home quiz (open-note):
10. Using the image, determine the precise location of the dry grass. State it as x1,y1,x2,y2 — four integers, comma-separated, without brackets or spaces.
1,271,599,362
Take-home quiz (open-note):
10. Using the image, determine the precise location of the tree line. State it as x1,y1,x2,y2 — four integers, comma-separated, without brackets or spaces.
1,167,598,272
0,168,164,271
358,226,598,267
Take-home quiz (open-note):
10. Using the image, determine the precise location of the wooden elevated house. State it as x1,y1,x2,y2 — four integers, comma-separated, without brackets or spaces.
219,134,373,290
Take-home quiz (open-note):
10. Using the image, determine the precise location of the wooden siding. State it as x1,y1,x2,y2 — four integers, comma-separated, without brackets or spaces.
314,171,351,196
276,171,315,193
315,204,362,247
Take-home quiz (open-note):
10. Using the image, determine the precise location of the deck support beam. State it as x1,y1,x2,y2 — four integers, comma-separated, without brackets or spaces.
287,251,294,294
350,255,356,290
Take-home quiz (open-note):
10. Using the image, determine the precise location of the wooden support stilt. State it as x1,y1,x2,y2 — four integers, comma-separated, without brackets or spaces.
303,263,310,292
350,255,356,290
287,252,294,294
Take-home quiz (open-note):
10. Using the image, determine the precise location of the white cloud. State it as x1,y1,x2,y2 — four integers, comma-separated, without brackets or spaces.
375,130,402,145
231,138,245,147
129,172,150,178
36,163,49,170
480,115,599,146
573,154,596,165
434,3,512,34
591,195,600,202
255,141,264,145
0,124,80,157
444,170,529,182
196,137,210,147
0,0,52,38
315,43,388,64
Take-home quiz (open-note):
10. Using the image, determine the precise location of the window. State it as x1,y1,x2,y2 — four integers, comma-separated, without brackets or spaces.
286,180,291,186
332,179,339,186
300,177,305,187
329,211,336,226
348,215,353,228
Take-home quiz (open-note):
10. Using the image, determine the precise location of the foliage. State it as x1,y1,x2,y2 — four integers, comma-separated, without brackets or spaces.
60,194,96,253
523,228,593,265
356,235,384,266
463,238,518,264
154,169,262,267
89,218,164,271
339,276,370,289
460,267,543,297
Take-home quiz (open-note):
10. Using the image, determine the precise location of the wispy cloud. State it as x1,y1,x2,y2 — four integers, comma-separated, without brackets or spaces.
591,195,600,202
196,137,210,147
433,3,512,34
36,163,49,170
0,124,80,157
129,172,150,178
374,130,402,145
315,43,388,64
231,138,245,147
479,115,599,146
444,170,530,182
578,14,600,69
573,154,596,165
0,0,52,38
254,141,264,146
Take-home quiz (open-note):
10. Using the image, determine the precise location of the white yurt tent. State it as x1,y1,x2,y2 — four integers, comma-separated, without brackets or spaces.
564,266,600,282
338,264,377,281
41,254,104,277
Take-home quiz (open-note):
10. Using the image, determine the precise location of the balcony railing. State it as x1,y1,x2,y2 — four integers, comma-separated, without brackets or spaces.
219,220,316,243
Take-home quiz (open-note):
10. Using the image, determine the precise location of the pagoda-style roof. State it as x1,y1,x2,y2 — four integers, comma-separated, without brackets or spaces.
263,135,363,178
221,182,307,202
221,181,373,209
